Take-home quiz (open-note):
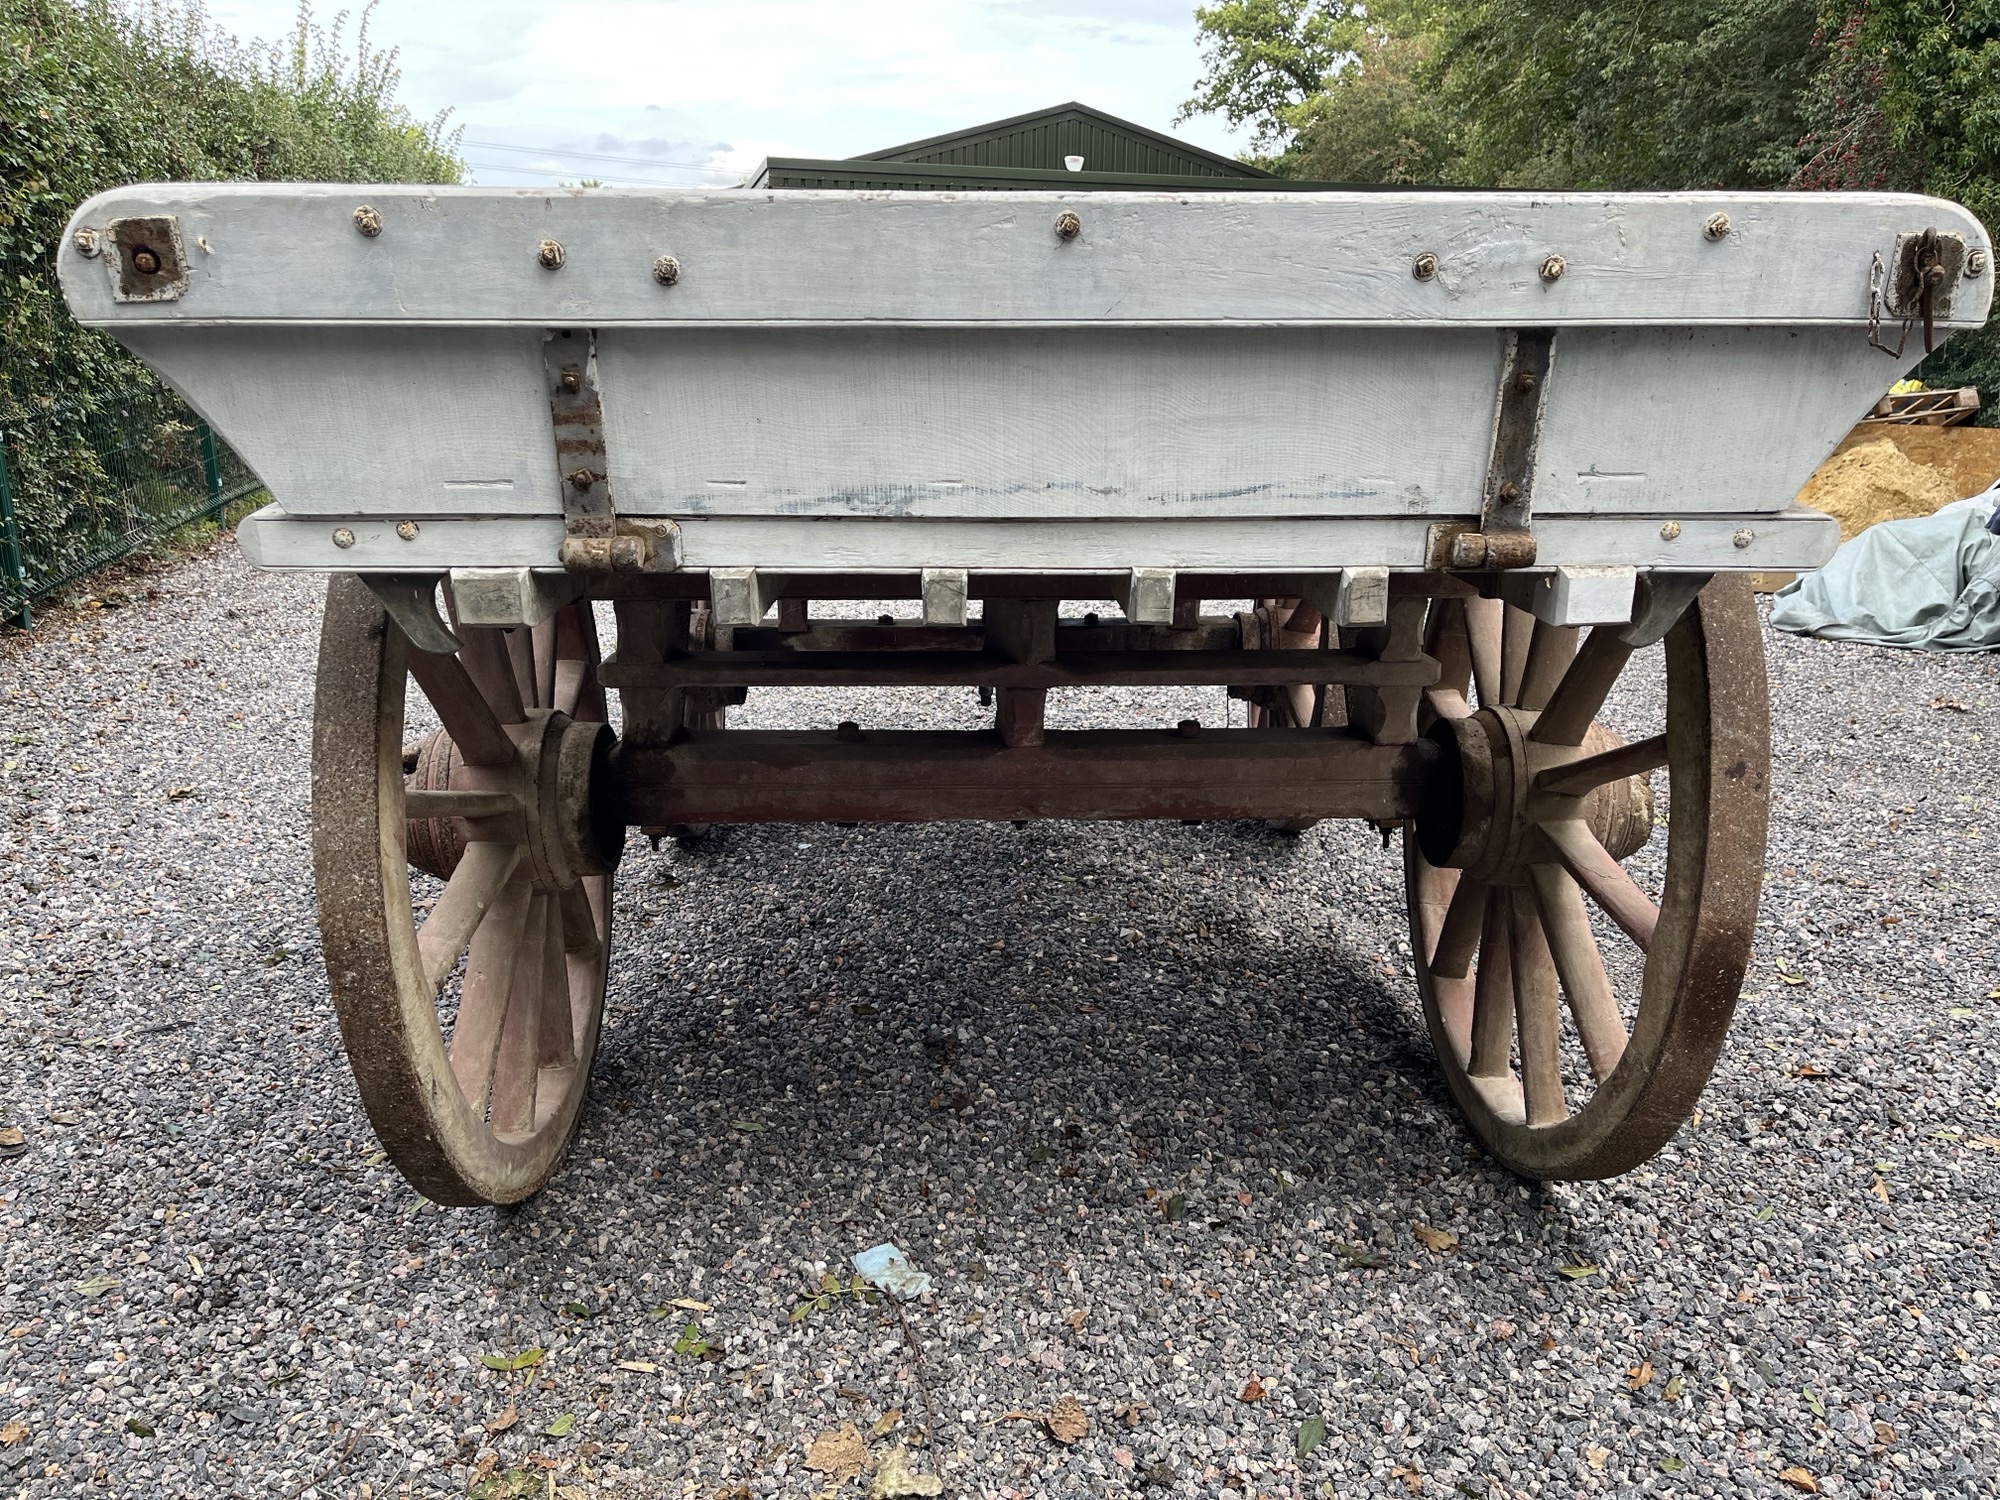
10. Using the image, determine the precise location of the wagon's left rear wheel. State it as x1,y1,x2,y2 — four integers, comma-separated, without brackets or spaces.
312,576,621,1205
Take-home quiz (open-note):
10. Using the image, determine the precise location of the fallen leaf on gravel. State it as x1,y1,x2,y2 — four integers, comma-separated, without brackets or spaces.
1558,1264,1600,1280
1778,1465,1819,1492
0,1127,24,1158
1489,1319,1516,1338
1163,1192,1186,1223
729,1118,765,1132
1296,1415,1327,1458
1586,1446,1609,1470
1791,1063,1828,1078
1871,1420,1895,1445
1047,1395,1089,1444
669,1297,712,1312
671,1321,713,1359
1238,1376,1267,1403
804,1424,868,1482
485,1405,517,1434
869,1446,942,1498
480,1348,544,1372
617,1360,659,1374
124,1417,152,1437
1663,1374,1684,1402
76,1275,120,1297
165,786,194,800
1930,697,1969,712
1964,1134,2000,1151
1659,1455,1685,1473
543,1413,575,1437
1870,1176,1890,1202
1626,1360,1655,1390
1803,1387,1826,1418
871,1408,902,1438
1064,1308,1087,1332
1390,1466,1422,1493
1412,1223,1458,1253
0,1421,26,1446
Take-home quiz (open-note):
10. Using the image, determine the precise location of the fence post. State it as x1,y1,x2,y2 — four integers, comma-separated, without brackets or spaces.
0,435,30,630
199,420,225,525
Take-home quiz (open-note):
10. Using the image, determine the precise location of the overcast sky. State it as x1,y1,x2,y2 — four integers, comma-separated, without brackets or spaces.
195,0,1249,188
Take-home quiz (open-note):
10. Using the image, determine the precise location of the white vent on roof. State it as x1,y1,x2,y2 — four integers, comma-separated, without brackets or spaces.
1063,155,1085,172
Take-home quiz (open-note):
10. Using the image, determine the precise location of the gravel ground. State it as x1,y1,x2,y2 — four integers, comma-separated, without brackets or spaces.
1,546,1996,1500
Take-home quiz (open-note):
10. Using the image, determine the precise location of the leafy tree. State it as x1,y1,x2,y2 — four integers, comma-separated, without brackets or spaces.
1,0,463,590
1178,0,1371,152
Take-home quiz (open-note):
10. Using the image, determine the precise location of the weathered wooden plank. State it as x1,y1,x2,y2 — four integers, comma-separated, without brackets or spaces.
613,727,1433,825
61,185,1990,329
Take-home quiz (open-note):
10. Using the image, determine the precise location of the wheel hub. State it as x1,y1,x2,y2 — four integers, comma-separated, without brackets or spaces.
407,710,624,887
1416,707,1653,882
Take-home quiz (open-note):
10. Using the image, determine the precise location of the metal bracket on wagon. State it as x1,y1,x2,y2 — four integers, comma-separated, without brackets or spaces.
1434,327,1557,573
545,328,681,574
363,574,458,655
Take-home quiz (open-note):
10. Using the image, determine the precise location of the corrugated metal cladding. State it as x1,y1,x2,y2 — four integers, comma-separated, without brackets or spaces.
876,111,1249,178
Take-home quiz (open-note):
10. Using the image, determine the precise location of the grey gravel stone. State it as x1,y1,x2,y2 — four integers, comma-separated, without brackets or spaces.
0,548,1995,1498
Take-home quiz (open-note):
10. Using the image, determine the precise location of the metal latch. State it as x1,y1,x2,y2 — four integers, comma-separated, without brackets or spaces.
1430,327,1552,570
1870,228,1968,357
545,330,680,572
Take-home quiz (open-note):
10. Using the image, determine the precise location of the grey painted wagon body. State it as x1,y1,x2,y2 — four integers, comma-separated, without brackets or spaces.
60,181,1993,1201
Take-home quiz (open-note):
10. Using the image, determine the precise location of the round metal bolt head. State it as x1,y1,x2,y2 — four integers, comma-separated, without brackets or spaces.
1968,249,1988,277
1539,254,1566,283
1659,521,1682,541
568,468,597,491
352,205,384,237
1703,212,1731,241
1412,252,1439,281
1497,480,1522,502
131,247,161,275
72,226,101,258
537,239,567,270
1054,210,1082,241
396,520,420,541
331,527,357,549
1516,370,1539,393
1732,528,1755,549
652,254,681,286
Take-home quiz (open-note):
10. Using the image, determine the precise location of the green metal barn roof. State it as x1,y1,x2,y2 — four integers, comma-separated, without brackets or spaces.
751,101,1288,193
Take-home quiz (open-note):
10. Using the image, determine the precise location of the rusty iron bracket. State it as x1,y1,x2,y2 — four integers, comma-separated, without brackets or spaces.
545,330,680,573
1432,328,1554,571
1869,228,1968,358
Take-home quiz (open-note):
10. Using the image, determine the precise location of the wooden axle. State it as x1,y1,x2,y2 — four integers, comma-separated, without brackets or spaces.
611,727,1437,826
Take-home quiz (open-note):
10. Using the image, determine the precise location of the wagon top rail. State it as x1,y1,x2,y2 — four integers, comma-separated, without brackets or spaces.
59,184,1992,330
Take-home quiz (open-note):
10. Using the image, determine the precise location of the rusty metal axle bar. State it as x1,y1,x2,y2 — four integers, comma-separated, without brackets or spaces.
611,728,1437,826
600,648,1434,692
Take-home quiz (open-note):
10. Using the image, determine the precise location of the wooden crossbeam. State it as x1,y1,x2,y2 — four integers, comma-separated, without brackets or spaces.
599,648,1437,691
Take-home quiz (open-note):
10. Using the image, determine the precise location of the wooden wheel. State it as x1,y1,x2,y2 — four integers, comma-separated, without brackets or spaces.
1404,578,1768,1179
311,576,622,1205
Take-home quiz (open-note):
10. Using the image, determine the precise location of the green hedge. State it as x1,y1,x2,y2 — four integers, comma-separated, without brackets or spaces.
0,0,461,613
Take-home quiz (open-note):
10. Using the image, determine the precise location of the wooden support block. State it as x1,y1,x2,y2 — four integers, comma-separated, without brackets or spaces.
1500,565,1637,628
1298,568,1390,628
777,596,809,634
1114,567,1177,625
449,566,583,628
710,567,778,627
984,597,1058,748
921,568,968,627
610,598,689,744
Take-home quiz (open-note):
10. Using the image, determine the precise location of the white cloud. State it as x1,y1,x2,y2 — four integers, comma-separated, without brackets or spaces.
195,0,1247,186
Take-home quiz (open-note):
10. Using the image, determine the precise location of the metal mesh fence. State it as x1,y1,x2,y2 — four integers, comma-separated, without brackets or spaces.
0,365,263,627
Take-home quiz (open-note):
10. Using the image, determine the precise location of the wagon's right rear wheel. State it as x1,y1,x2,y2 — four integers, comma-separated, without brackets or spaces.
1404,578,1768,1179
312,577,621,1205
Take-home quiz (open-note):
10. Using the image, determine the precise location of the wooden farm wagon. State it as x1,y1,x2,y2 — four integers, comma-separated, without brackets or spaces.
59,109,1992,1203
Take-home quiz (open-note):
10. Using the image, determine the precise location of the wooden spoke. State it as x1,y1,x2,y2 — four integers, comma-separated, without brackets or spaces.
1430,875,1489,980
405,788,522,821
416,841,524,993
447,877,533,1114
407,650,517,767
1528,863,1628,1082
488,892,548,1136
1542,817,1659,952
1468,892,1515,1078
1508,891,1568,1126
1516,621,1579,713
505,627,539,712
456,625,528,726
1423,687,1473,723
1499,603,1535,706
558,880,602,960
532,618,559,713
1412,857,1473,1060
1465,596,1503,709
536,893,575,1071
1530,627,1636,746
1535,733,1668,798
1424,597,1474,700
554,659,588,718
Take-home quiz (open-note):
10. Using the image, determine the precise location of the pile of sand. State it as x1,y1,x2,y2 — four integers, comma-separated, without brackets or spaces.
1796,437,1962,540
